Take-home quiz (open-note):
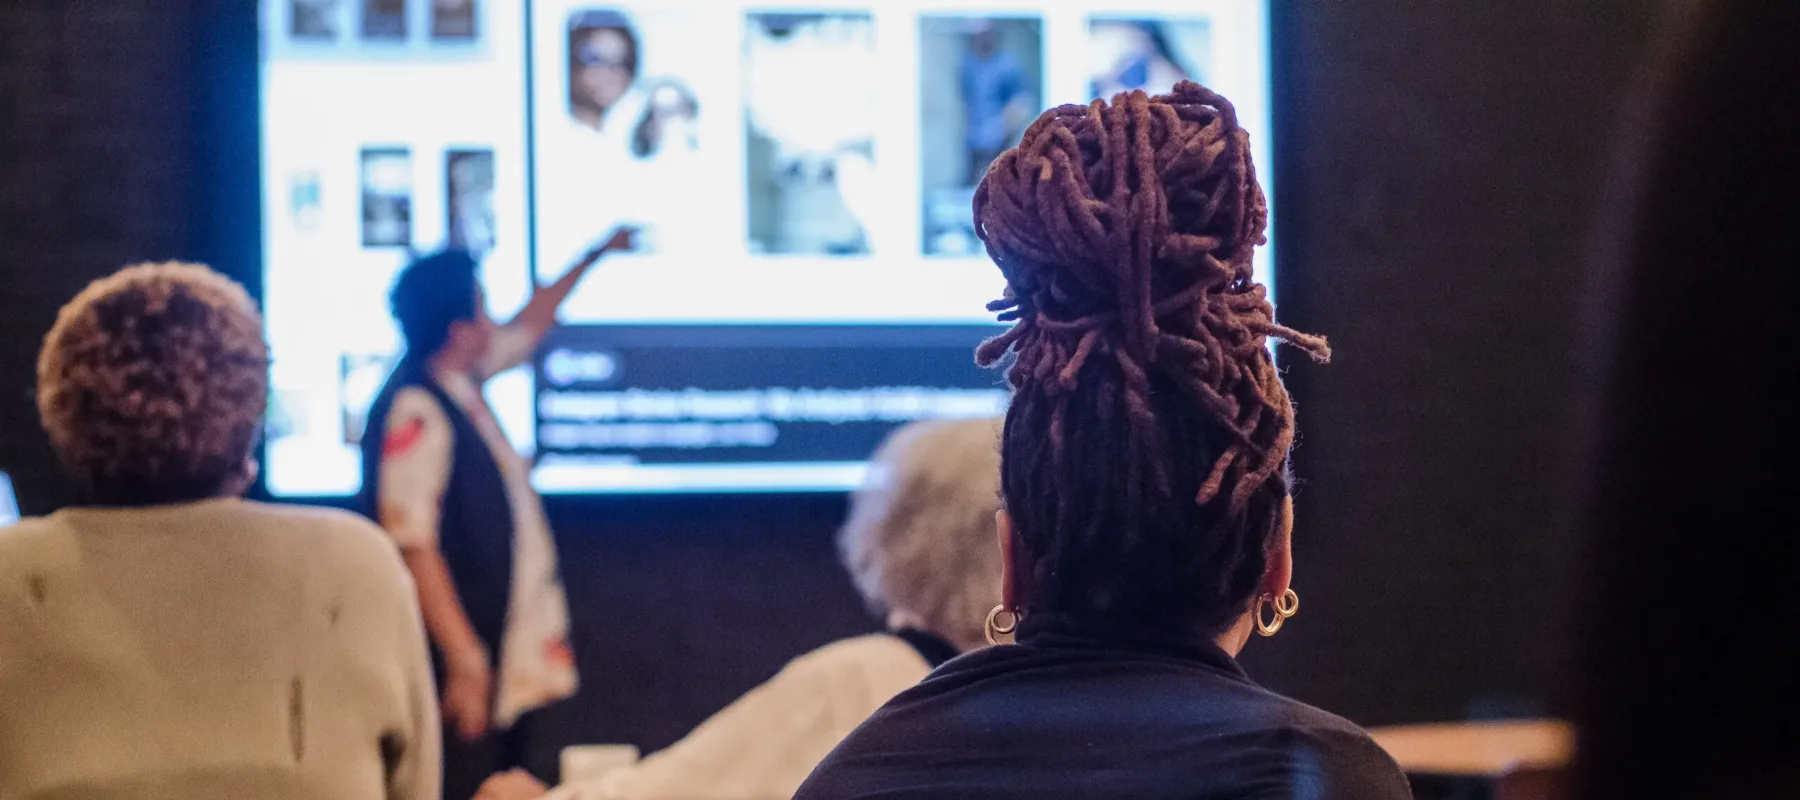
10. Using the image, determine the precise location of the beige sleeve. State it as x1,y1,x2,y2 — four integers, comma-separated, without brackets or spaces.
567,638,916,800
476,323,540,380
376,388,453,551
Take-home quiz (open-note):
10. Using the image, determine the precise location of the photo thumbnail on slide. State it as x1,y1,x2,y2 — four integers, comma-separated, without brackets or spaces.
290,171,323,231
1087,17,1213,99
531,326,1009,492
339,353,399,446
291,0,339,40
359,147,413,247
432,0,479,40
445,148,495,254
919,15,1041,257
744,12,877,256
534,6,728,269
362,0,407,40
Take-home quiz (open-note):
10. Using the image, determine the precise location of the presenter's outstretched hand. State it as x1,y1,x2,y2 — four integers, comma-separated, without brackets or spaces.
508,224,640,342
574,225,638,266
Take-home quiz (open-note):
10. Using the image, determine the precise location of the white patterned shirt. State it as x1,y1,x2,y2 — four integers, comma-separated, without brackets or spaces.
376,325,577,726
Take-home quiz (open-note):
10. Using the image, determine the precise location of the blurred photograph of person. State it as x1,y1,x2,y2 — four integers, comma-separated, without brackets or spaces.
1087,19,1210,99
474,418,1006,800
292,0,340,40
919,16,1041,256
744,12,878,255
432,0,477,40
362,147,413,247
447,149,496,255
537,9,646,270
568,11,639,134
4,262,439,800
540,7,733,269
959,20,1034,185
361,231,631,800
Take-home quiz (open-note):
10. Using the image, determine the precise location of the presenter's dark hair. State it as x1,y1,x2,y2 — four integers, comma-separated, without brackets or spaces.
390,249,480,357
975,82,1329,633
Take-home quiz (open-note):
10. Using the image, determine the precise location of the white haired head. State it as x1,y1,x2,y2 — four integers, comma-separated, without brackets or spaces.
838,417,1004,652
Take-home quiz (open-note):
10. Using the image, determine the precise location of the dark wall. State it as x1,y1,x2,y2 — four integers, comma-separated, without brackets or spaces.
0,1,197,512
0,0,1657,762
1577,2,1800,796
1251,1,1658,724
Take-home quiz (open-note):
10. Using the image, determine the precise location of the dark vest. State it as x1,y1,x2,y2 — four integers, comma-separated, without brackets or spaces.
360,358,514,658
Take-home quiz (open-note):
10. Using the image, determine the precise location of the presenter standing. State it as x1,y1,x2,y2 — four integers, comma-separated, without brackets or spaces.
362,230,631,800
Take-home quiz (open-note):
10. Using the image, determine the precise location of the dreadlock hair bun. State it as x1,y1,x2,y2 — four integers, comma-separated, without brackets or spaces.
975,81,1329,631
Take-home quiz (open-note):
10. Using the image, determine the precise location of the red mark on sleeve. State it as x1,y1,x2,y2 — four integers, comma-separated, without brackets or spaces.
383,417,427,457
545,638,574,667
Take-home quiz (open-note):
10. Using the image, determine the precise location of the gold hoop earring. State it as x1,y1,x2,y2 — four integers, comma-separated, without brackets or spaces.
985,604,1021,645
1254,589,1300,637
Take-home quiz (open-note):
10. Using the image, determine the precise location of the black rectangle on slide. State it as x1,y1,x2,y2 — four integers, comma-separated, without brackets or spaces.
533,325,1007,468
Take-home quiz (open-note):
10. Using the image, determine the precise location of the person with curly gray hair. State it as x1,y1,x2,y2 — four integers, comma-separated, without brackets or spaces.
0,262,439,800
835,417,1007,654
476,417,1004,800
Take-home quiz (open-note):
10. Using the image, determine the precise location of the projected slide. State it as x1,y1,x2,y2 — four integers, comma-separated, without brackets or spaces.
259,0,1272,495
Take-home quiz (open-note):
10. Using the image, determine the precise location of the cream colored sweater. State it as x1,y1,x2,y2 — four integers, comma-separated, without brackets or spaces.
549,634,934,800
0,499,440,800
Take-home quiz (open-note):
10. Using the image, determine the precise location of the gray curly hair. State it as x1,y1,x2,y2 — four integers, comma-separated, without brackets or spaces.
37,262,268,505
838,417,1004,652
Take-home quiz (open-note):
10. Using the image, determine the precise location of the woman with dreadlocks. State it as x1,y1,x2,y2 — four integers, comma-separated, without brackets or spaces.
794,82,1409,800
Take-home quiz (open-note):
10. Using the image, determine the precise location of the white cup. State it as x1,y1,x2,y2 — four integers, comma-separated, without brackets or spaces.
560,744,641,785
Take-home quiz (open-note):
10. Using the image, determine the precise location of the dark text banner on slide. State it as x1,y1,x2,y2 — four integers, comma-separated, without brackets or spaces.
531,325,1006,492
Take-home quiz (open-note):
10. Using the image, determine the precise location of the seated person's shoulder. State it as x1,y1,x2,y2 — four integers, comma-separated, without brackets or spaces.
0,516,62,566
235,499,389,541
801,633,923,669
234,502,422,619
232,501,409,572
1233,692,1411,799
779,634,932,691
1258,689,1374,734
